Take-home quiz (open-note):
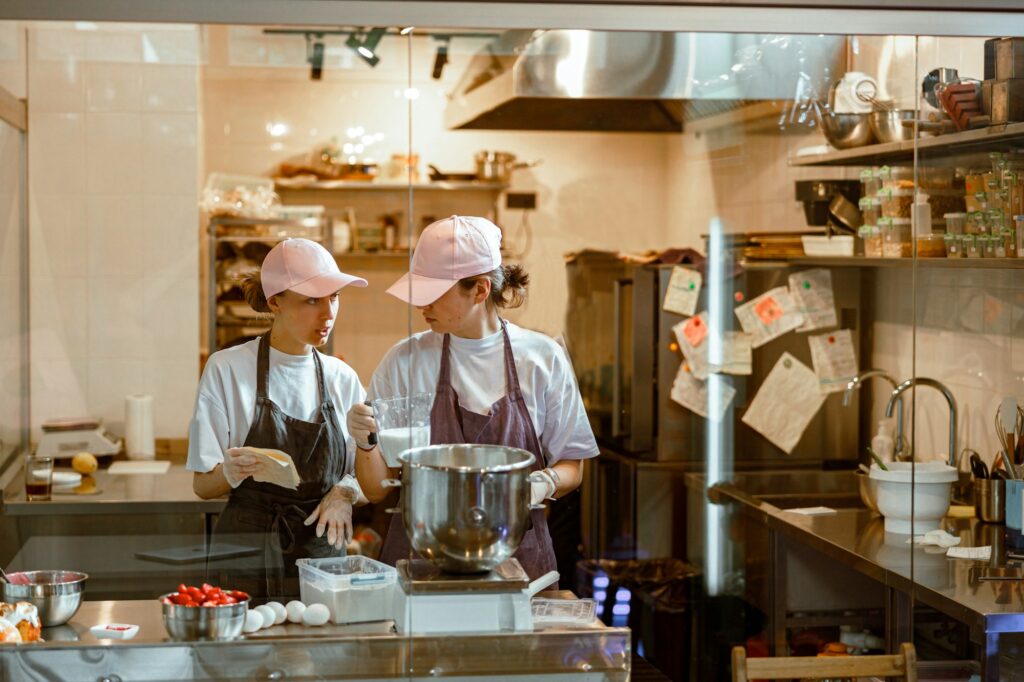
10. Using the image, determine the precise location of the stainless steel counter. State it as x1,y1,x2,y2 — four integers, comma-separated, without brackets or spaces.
0,599,631,682
1,458,225,516
693,470,1021,682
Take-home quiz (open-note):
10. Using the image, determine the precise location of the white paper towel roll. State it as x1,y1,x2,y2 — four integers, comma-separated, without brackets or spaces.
125,394,155,460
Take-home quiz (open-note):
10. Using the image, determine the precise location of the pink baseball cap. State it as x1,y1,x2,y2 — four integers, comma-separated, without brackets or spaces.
386,215,502,306
261,238,367,299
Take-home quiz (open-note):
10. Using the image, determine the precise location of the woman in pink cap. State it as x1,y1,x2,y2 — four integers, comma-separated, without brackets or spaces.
349,216,599,581
187,238,368,601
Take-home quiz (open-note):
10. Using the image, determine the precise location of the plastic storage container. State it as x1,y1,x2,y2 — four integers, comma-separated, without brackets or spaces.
297,556,398,624
859,197,881,226
927,189,966,217
860,168,881,198
877,166,914,190
859,225,882,258
944,233,962,258
916,234,946,258
943,212,966,234
879,217,910,257
879,187,914,219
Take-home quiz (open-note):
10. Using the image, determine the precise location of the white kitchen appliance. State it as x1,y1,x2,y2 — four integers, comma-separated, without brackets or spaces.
36,418,122,459
393,558,558,635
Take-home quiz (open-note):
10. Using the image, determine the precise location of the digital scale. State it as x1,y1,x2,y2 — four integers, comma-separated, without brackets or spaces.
36,418,122,459
393,558,559,634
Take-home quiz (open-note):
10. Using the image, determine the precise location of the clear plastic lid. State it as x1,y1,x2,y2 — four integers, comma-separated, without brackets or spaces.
531,598,597,625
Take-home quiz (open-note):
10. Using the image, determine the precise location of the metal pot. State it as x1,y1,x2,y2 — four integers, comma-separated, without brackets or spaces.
474,151,540,183
389,444,536,573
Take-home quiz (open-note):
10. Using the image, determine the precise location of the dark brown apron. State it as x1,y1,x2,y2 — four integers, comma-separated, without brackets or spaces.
379,319,557,581
208,332,348,603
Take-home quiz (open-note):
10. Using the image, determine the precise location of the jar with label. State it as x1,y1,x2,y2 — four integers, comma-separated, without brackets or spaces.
916,233,946,258
944,233,962,258
988,208,1008,233
859,225,882,258
943,212,966,234
877,165,914,191
859,197,881,226
982,234,998,258
879,187,914,219
967,211,988,234
860,168,881,198
964,234,980,258
880,217,910,258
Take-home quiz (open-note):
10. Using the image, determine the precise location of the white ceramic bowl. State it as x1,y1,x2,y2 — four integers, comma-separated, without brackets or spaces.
869,461,957,534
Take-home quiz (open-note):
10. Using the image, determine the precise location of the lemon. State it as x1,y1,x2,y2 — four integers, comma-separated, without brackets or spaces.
71,452,98,474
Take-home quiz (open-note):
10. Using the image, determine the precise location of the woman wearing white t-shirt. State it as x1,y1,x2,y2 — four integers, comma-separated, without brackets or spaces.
349,215,599,580
187,238,367,601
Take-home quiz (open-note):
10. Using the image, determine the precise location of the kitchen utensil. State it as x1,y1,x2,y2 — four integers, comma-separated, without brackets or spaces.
869,109,918,143
869,461,958,534
994,399,1024,466
390,444,536,573
975,478,1006,523
0,566,7,583
1,571,88,626
427,164,477,182
372,393,433,468
922,67,960,109
814,108,874,149
297,555,397,625
999,449,1019,480
938,81,983,130
161,593,249,640
970,451,990,480
827,193,863,234
474,151,540,183
993,468,1009,481
867,447,889,471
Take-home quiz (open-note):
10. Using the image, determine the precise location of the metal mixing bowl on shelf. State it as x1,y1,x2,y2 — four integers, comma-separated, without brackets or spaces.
160,595,250,641
869,109,918,143
816,110,875,149
1,570,88,626
393,444,536,573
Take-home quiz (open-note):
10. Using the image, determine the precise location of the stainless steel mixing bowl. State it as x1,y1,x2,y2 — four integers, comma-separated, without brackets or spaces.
396,444,535,573
869,109,918,143
817,111,874,149
1,570,88,626
160,595,249,640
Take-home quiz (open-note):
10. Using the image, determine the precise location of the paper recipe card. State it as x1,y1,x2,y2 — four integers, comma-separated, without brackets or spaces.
741,353,826,454
663,267,702,317
670,363,736,421
789,269,838,332
734,287,804,348
672,312,709,380
708,331,753,376
807,329,858,394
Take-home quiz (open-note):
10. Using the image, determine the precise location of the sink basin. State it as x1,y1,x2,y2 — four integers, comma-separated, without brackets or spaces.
731,470,867,511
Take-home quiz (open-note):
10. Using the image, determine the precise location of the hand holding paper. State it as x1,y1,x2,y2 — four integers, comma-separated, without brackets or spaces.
229,446,302,490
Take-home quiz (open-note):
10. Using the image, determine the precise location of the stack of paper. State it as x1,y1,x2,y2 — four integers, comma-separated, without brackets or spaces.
238,447,302,490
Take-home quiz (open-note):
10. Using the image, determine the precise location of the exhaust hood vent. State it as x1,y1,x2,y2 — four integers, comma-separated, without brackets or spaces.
445,31,845,133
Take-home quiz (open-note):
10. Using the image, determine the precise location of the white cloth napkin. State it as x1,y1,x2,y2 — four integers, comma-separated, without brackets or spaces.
947,546,991,561
909,529,961,548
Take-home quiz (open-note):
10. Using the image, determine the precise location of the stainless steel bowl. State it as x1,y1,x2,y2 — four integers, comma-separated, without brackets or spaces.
1,570,87,626
397,444,535,573
160,595,249,641
855,470,879,512
817,111,874,149
869,109,918,143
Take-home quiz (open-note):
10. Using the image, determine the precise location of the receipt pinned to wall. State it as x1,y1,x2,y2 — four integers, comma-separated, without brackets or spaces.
663,267,702,317
672,312,709,380
709,331,753,376
807,329,858,394
734,287,804,348
789,269,838,332
741,352,826,454
670,363,736,422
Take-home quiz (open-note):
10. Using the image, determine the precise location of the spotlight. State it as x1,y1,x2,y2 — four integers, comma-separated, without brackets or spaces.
306,34,325,80
346,27,386,68
432,41,449,80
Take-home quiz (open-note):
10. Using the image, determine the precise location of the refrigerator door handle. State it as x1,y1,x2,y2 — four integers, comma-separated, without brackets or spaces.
612,277,632,438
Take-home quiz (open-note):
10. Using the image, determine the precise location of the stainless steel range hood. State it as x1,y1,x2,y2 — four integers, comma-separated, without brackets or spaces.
445,30,846,133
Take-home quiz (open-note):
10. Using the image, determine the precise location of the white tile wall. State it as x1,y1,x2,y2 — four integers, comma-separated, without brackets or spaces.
28,22,200,440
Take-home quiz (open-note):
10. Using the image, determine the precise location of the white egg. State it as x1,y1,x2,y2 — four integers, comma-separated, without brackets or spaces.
254,605,276,629
266,601,287,625
301,603,330,627
285,600,306,623
242,610,263,633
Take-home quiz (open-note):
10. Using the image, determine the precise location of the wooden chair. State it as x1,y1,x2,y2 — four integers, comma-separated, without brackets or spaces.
732,642,917,682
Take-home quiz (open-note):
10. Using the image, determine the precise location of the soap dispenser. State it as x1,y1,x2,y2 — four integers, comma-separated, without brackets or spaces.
871,419,895,463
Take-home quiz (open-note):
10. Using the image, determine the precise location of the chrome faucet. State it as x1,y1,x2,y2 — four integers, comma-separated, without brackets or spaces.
843,369,906,459
885,377,958,468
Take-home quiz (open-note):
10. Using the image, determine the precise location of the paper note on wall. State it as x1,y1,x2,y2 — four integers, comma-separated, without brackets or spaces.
663,267,702,317
708,331,753,376
807,329,858,394
790,269,838,332
734,287,804,348
672,312,709,380
670,363,736,422
741,353,826,454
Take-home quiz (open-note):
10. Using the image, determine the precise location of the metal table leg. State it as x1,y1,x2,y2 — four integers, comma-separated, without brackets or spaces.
983,631,1000,682
885,587,912,652
768,530,787,656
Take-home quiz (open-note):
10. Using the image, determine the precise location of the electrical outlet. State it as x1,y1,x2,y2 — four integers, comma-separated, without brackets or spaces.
506,192,537,210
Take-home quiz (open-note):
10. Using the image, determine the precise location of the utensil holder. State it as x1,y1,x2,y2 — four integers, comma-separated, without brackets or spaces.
1006,479,1024,529
975,478,1006,523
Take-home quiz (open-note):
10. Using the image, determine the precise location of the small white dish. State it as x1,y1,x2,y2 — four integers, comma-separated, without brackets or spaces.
52,472,83,487
90,623,139,640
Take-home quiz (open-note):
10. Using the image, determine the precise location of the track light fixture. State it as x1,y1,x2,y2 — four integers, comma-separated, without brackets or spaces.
346,27,386,68
306,33,325,80
432,39,450,80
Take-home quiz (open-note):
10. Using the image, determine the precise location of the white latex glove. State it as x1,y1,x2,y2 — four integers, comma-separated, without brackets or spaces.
529,470,557,506
334,474,367,506
222,447,266,488
347,402,377,450
304,486,355,549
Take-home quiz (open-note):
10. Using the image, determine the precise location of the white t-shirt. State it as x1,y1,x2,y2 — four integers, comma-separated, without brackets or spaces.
186,339,366,479
367,322,599,465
